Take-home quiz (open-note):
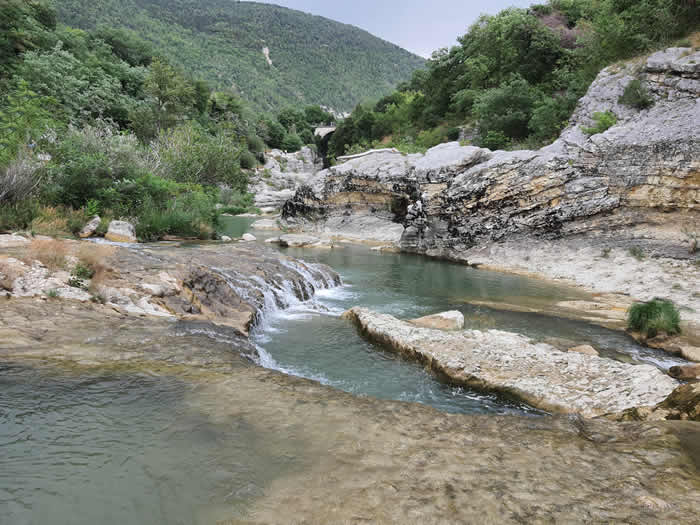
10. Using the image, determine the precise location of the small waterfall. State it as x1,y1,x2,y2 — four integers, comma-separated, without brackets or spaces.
208,257,341,335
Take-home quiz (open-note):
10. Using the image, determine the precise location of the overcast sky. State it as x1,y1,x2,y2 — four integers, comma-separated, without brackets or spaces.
256,1,536,57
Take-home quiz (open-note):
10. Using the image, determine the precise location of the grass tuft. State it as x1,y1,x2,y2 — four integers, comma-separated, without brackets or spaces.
627,298,681,339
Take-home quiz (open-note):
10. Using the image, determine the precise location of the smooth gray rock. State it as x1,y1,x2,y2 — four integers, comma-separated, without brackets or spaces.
251,219,279,230
409,311,465,331
242,233,257,241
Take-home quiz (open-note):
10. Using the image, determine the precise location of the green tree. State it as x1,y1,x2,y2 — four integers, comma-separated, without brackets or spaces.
144,58,195,132
474,76,539,141
0,80,59,166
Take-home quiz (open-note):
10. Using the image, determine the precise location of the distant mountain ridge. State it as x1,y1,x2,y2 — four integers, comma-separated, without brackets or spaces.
56,0,426,112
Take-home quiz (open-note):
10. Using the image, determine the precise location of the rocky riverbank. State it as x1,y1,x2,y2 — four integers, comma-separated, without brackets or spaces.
0,236,340,337
279,46,700,356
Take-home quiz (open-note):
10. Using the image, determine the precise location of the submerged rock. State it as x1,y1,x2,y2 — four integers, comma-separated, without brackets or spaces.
409,310,464,331
342,307,678,417
669,363,700,380
105,220,136,243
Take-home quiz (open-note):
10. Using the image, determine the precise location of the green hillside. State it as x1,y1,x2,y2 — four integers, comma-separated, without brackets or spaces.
55,0,426,112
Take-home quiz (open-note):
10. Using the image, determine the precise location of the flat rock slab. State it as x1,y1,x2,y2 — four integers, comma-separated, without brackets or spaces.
342,307,678,417
0,234,30,248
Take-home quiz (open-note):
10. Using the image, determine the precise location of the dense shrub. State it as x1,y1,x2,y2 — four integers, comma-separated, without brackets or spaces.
582,111,617,135
627,299,681,338
474,76,539,142
0,200,40,231
41,125,147,209
0,150,41,203
281,133,303,152
480,130,511,150
239,150,257,170
149,123,246,189
218,190,256,215
619,79,654,110
135,194,217,241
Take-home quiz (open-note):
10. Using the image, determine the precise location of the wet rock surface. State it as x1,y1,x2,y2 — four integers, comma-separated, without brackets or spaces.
1,240,700,522
409,310,465,331
343,307,679,417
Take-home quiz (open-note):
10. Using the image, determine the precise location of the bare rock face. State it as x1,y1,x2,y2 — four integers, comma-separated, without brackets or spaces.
105,220,137,243
342,307,678,417
250,147,322,211
409,310,465,331
281,48,700,255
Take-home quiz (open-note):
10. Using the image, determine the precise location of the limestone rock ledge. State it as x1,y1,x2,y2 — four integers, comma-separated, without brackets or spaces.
281,47,700,254
342,307,678,417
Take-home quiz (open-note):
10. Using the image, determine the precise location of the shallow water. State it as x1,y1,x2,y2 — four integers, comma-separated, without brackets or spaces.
217,217,687,416
0,362,313,525
1,220,699,523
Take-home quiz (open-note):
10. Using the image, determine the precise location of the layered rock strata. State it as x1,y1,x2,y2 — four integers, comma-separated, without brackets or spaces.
342,307,678,417
282,48,699,254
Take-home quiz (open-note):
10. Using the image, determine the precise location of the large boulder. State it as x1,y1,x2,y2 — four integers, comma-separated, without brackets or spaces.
342,307,678,417
105,220,137,243
79,215,101,238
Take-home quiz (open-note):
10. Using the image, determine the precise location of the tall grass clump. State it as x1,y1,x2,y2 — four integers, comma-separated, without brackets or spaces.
627,298,681,338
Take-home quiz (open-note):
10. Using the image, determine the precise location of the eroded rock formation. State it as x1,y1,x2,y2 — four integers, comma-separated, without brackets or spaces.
249,147,322,212
282,48,699,256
